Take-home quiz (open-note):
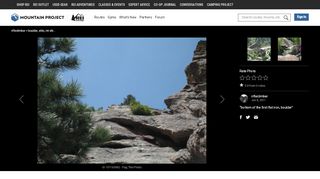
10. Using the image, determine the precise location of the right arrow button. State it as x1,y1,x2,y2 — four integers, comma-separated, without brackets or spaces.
219,95,225,104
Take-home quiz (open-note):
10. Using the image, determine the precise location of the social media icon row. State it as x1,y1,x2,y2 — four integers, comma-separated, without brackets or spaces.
240,115,259,120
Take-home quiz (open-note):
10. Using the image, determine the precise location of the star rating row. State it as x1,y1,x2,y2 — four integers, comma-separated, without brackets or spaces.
240,75,268,81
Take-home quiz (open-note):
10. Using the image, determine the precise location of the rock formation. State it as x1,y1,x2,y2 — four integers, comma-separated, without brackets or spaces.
278,37,301,61
165,40,206,117
84,40,207,164
168,40,207,163
186,118,207,163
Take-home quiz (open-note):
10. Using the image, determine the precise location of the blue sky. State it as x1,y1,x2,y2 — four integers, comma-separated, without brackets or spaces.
62,38,204,110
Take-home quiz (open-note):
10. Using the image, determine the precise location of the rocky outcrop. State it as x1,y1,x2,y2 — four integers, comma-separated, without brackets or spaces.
186,41,207,85
85,137,176,164
170,149,191,164
278,54,300,61
94,120,137,140
169,40,207,163
170,118,207,164
164,40,206,117
187,118,207,163
84,40,207,164
58,154,81,164
85,146,176,164
93,109,198,147
84,105,199,164
278,37,301,61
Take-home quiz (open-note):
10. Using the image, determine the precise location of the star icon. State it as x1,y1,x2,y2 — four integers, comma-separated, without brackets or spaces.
258,75,263,80
240,83,244,87
240,75,244,81
263,75,268,81
246,75,250,81
252,75,257,80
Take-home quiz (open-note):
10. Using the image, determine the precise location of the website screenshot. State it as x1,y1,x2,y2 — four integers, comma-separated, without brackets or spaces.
0,0,319,172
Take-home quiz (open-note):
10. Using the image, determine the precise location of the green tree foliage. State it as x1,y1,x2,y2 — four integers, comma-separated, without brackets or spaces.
247,37,271,48
130,102,153,116
38,38,80,71
121,94,137,105
247,37,271,61
121,94,152,116
278,37,301,57
288,37,301,45
121,94,153,115
38,38,93,163
278,38,284,54
90,126,112,146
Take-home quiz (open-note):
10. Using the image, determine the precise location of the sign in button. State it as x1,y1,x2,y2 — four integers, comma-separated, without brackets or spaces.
294,13,309,21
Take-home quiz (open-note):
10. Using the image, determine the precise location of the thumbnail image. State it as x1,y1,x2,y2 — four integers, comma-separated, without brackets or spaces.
37,38,207,164
247,37,271,61
278,37,301,61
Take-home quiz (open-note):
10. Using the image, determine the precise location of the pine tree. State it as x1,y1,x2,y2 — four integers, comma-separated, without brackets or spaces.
121,94,137,105
37,38,92,163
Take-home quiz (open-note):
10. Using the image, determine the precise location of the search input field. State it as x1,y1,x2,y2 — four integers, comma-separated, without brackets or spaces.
238,13,291,22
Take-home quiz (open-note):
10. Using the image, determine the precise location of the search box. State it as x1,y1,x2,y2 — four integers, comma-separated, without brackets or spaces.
238,13,291,22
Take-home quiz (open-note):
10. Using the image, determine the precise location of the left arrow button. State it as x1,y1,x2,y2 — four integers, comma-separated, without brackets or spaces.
19,95,24,104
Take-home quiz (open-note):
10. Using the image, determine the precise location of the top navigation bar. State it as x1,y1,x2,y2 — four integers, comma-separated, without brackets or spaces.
1,0,320,9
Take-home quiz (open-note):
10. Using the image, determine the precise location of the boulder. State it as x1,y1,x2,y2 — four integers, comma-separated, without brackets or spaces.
280,37,294,48
164,95,206,117
91,105,132,122
85,146,176,164
99,139,154,148
187,118,207,163
93,120,137,140
170,149,191,164
278,54,300,61
171,118,207,164
94,112,198,147
58,154,81,164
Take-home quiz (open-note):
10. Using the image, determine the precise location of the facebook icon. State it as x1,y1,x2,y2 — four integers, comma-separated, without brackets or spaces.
294,13,309,21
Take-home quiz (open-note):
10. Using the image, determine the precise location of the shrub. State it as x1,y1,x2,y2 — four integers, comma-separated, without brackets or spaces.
130,102,152,116
90,126,111,146
121,94,153,116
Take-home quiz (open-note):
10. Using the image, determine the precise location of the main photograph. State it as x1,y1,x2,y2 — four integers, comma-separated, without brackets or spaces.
37,37,207,164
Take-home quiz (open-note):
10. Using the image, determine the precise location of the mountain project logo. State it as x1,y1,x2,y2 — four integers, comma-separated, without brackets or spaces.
10,14,64,21
11,13,19,22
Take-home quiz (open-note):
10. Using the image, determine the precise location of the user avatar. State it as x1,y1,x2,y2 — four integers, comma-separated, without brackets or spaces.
240,94,249,103
247,37,271,61
278,37,301,61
